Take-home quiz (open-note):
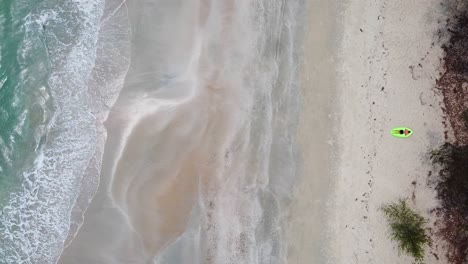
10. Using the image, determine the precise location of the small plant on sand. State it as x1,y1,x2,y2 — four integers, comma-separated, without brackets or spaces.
382,199,429,262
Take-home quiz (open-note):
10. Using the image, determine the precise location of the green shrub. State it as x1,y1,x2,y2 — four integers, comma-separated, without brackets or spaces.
382,199,429,262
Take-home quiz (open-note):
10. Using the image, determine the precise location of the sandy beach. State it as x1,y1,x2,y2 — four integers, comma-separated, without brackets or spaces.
57,0,458,263
1,0,465,262
60,0,305,263
287,0,456,263
324,0,450,263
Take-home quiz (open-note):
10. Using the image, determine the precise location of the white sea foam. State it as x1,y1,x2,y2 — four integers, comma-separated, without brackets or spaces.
41,0,304,263
0,0,130,263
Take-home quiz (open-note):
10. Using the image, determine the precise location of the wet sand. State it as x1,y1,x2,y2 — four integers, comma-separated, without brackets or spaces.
59,1,207,262
286,0,338,263
60,0,304,263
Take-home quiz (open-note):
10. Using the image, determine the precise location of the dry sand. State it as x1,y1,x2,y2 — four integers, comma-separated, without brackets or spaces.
325,0,450,263
289,0,450,263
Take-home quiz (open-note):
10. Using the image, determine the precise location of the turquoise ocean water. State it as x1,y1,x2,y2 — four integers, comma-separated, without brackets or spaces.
0,0,51,206
0,0,130,262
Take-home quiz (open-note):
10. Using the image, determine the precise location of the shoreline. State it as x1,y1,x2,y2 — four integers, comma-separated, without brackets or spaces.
61,0,132,250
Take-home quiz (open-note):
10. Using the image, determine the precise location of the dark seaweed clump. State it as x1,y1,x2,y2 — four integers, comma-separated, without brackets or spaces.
434,3,468,261
430,143,468,264
432,2,468,261
442,12,468,76
437,1,468,144
463,109,468,129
